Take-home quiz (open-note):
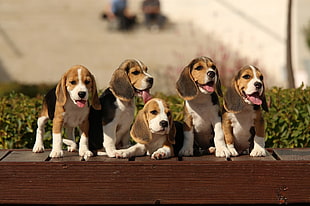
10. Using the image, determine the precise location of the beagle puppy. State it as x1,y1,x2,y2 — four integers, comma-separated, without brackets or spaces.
32,65,101,159
176,56,230,157
115,98,176,160
222,65,268,157
89,59,153,157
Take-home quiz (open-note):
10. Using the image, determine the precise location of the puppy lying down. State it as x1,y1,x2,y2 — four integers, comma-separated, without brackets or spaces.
115,98,176,160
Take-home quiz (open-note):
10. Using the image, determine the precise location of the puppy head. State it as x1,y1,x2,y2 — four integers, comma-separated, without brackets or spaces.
176,56,222,100
130,98,176,145
55,65,101,110
224,65,268,112
110,59,153,102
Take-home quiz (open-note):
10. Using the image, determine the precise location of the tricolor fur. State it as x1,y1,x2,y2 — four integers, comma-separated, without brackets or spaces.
222,65,268,157
115,98,176,160
176,56,230,157
32,65,101,159
89,59,153,157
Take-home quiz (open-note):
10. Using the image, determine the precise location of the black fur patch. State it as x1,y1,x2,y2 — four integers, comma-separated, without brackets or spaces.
44,87,57,120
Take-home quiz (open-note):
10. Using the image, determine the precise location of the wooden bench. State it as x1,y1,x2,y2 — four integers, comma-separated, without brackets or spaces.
0,148,309,205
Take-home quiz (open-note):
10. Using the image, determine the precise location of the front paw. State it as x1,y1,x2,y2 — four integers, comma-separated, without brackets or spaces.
178,146,193,156
250,147,266,157
151,148,170,160
33,144,44,153
227,144,239,157
79,148,93,160
215,146,231,158
115,150,130,159
49,149,63,158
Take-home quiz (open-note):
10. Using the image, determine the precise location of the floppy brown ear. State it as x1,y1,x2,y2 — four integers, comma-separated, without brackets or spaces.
261,91,269,112
130,109,152,144
216,76,223,97
110,68,135,101
168,114,176,145
223,86,245,113
176,66,198,100
55,74,67,106
90,74,101,110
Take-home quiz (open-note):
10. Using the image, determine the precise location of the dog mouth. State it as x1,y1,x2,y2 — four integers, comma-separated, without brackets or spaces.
243,91,262,105
199,81,215,93
135,89,152,103
75,99,87,108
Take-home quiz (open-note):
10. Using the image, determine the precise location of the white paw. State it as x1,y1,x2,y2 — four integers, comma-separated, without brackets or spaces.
49,149,63,158
250,147,266,157
33,144,44,153
227,144,239,157
178,146,193,156
79,148,93,160
115,150,130,159
151,148,169,160
215,146,231,158
67,144,77,152
105,148,116,158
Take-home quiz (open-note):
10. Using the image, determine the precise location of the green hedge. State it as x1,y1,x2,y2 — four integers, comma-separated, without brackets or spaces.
0,86,309,149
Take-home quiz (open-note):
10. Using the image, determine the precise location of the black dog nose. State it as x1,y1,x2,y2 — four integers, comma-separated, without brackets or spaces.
146,77,153,85
160,120,168,128
207,71,215,78
78,91,86,98
254,82,262,89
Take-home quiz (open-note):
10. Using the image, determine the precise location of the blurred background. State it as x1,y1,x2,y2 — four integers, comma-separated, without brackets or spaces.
0,0,309,94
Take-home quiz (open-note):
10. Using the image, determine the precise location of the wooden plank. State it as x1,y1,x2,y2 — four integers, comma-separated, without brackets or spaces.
1,150,49,162
0,150,9,161
0,160,309,205
273,148,310,161
231,150,275,161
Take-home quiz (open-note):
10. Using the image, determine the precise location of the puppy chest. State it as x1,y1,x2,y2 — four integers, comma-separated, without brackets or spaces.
63,107,89,128
228,111,255,140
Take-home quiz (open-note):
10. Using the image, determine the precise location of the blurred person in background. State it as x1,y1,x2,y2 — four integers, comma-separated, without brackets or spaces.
102,0,136,31
142,0,166,31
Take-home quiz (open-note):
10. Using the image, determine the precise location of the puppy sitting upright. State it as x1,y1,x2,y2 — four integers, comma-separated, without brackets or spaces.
115,98,176,160
222,65,268,157
32,65,101,159
89,59,153,157
176,56,230,157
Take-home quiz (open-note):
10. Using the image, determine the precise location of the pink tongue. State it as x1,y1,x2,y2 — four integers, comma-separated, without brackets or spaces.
142,90,152,103
202,85,214,93
247,96,262,105
76,100,87,108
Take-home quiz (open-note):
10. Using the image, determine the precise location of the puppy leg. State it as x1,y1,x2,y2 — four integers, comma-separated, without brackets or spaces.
250,111,266,157
152,145,173,160
222,113,238,157
50,133,63,158
103,123,118,157
63,127,77,152
213,120,231,158
79,120,93,160
33,116,49,153
115,143,146,158
50,108,64,158
178,129,194,156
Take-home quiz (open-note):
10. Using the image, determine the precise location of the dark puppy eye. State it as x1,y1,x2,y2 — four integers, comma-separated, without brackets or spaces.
167,111,171,116
132,70,140,75
211,65,216,70
85,80,90,85
259,76,264,81
70,80,77,85
195,66,203,71
150,110,158,115
242,74,251,79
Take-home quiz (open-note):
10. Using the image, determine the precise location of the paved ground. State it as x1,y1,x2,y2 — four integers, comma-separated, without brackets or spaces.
0,0,234,94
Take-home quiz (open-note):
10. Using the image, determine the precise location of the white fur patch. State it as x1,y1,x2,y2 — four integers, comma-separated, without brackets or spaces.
148,100,169,134
50,133,63,158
